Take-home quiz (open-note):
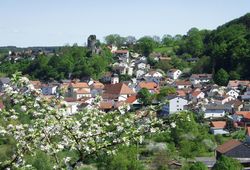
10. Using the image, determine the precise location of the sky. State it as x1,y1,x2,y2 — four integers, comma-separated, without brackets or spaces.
0,0,249,47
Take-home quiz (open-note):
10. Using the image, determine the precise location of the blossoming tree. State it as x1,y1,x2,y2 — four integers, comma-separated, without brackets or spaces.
0,73,165,169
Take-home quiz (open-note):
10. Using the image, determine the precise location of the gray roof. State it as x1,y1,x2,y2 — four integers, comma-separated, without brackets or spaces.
205,103,225,110
195,157,216,168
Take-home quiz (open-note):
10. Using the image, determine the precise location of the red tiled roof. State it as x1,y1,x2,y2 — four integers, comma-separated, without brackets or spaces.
104,83,135,95
99,101,113,109
235,111,250,119
228,80,250,87
92,81,104,89
30,80,42,89
126,95,137,104
210,121,226,128
70,82,89,88
138,82,158,90
175,80,192,86
216,139,242,154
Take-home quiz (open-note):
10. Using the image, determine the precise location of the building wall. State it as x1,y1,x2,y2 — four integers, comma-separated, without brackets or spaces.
169,97,188,114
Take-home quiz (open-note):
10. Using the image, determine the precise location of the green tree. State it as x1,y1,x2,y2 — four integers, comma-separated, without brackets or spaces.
137,88,153,105
213,156,242,170
229,71,240,80
26,151,53,170
189,162,208,170
97,146,144,170
105,34,125,47
214,68,229,86
156,87,176,101
136,36,159,57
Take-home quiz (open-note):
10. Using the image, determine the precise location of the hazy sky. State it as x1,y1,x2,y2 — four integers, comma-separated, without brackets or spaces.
0,0,249,47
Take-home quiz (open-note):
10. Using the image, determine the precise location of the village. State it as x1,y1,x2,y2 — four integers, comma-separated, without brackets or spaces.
0,43,250,169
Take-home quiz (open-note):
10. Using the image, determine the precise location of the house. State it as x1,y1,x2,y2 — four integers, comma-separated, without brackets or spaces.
226,89,240,99
241,84,250,101
210,121,229,135
174,80,192,89
144,70,163,83
204,103,226,119
68,82,91,99
63,98,80,115
41,84,58,95
102,83,135,102
136,69,146,78
189,89,205,103
190,74,212,85
0,77,10,92
111,74,119,84
126,95,140,105
233,111,250,126
167,69,182,80
224,100,243,114
101,72,112,83
75,89,92,99
160,96,188,116
99,101,114,112
227,80,249,90
136,62,147,70
136,81,159,94
213,95,235,105
114,50,129,59
216,139,250,168
30,80,42,89
90,81,104,97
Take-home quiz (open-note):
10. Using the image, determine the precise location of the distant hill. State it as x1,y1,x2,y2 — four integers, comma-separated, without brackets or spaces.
0,46,62,53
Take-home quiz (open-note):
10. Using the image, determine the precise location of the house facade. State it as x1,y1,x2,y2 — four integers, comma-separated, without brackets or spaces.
167,69,182,80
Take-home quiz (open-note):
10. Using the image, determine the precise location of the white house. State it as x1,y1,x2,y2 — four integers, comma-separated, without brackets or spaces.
204,103,226,119
144,71,163,83
174,80,192,89
68,82,91,99
136,62,147,70
102,83,135,102
64,101,79,115
189,89,205,103
136,70,145,78
161,96,188,115
226,89,240,99
167,69,182,80
41,84,58,95
210,121,229,135
227,80,249,90
190,74,212,85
